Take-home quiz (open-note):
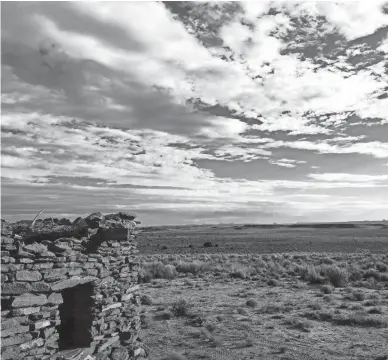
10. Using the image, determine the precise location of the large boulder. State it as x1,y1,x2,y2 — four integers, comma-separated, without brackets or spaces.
84,212,105,229
105,212,136,222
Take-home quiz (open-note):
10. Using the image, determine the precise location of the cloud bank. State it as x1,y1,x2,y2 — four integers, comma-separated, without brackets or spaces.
1,1,388,224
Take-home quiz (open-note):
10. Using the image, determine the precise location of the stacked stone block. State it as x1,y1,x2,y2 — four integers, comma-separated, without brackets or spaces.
1,212,145,360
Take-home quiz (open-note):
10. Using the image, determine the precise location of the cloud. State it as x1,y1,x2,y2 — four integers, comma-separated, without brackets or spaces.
2,1,388,224
265,139,388,158
307,173,388,183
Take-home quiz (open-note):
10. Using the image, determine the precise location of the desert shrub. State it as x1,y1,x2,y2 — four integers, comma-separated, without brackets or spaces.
364,269,382,281
139,262,178,282
154,310,173,321
350,304,363,311
204,322,217,332
171,299,192,317
267,279,279,287
303,310,387,328
321,257,335,265
349,270,363,282
140,294,154,305
138,268,152,283
307,302,322,310
176,260,204,274
216,315,225,322
334,312,387,327
363,299,378,307
320,285,334,294
293,281,308,290
237,307,249,316
258,304,291,314
352,290,366,301
244,334,255,347
161,352,188,360
283,317,312,332
246,299,258,308
230,269,247,279
303,310,334,322
325,265,348,287
140,313,153,328
203,241,213,248
322,295,332,303
299,266,325,284
185,279,194,286
376,262,388,272
368,307,383,314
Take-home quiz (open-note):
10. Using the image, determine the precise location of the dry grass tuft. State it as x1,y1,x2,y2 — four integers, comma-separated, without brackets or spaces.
246,299,258,308
171,299,192,317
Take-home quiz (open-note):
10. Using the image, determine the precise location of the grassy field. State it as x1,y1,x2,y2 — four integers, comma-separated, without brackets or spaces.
137,223,388,360
138,222,388,254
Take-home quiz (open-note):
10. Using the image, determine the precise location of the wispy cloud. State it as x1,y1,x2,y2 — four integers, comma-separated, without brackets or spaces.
2,1,388,224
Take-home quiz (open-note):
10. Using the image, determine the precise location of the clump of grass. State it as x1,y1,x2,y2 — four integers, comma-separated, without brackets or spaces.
349,270,363,282
303,310,388,328
204,322,217,333
352,290,366,301
307,302,322,310
325,265,348,287
376,262,388,272
236,307,249,316
201,328,222,347
321,257,335,265
305,267,325,284
161,352,188,360
322,295,332,303
230,268,247,279
363,299,378,307
246,299,258,308
140,294,154,305
267,279,279,287
258,304,292,314
153,310,173,321
216,315,225,322
283,317,312,332
139,262,177,282
320,285,334,294
185,279,195,286
334,312,387,327
363,269,384,282
367,307,383,314
293,281,308,290
244,334,255,347
171,299,192,317
140,313,153,328
176,260,208,275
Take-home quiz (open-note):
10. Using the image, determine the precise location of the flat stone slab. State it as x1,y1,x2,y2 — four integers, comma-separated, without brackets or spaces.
11,293,47,308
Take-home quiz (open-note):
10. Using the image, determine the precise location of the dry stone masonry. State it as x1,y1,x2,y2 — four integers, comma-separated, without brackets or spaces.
1,212,146,360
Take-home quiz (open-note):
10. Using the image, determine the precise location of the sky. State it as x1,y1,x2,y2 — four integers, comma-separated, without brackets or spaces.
1,1,388,225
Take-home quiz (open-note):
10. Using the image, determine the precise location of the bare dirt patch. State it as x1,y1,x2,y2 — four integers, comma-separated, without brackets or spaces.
138,252,388,360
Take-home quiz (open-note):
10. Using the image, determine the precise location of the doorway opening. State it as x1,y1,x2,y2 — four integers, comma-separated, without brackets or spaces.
58,282,94,350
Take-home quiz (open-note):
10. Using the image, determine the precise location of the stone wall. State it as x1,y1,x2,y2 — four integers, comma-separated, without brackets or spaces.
1,212,145,360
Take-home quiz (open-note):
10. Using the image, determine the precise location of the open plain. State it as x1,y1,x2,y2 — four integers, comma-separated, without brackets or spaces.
137,223,388,360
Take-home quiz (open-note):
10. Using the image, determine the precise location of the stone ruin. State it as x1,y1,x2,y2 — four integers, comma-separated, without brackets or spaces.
1,212,146,360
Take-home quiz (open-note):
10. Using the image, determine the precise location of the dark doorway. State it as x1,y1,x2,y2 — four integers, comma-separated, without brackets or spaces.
58,282,94,350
